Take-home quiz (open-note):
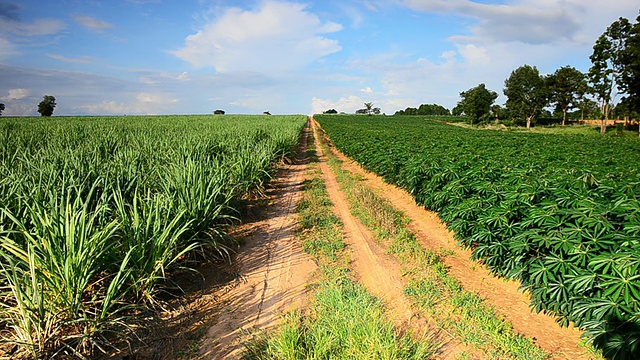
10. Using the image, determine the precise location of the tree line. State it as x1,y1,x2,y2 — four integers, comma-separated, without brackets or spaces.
323,14,640,135
456,14,640,133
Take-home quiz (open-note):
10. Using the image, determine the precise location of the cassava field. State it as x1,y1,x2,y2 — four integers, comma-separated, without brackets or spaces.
0,114,638,360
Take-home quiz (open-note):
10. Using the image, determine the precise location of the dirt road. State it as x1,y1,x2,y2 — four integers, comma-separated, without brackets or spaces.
198,123,316,359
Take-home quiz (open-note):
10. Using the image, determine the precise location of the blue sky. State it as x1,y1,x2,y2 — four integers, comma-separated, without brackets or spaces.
0,0,638,116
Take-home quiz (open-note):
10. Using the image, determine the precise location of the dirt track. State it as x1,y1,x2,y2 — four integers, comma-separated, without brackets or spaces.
198,123,316,359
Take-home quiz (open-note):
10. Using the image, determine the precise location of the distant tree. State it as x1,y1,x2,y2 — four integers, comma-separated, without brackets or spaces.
263,111,271,115
37,95,56,117
451,104,464,116
490,104,507,122
323,109,338,114
576,97,599,121
403,107,418,115
355,108,368,114
547,66,587,126
457,83,498,126
417,103,451,116
589,17,631,133
395,104,450,116
372,107,381,115
364,102,374,115
504,65,548,128
613,97,638,122
213,109,225,115
0,103,4,116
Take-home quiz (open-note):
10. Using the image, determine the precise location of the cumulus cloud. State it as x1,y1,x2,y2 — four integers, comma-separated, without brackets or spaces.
73,16,114,31
456,44,489,65
172,1,343,74
1,88,30,101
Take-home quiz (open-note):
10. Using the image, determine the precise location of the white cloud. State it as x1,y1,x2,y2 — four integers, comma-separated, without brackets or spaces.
312,95,367,114
172,1,343,74
456,44,489,65
73,16,114,31
136,92,178,104
1,88,30,101
360,86,373,93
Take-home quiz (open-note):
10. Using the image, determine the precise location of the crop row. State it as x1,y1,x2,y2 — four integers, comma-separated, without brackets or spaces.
315,114,640,360
0,115,307,358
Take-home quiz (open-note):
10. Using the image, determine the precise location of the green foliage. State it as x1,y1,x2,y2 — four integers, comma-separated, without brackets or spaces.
547,66,588,126
395,103,451,116
589,17,632,133
316,114,640,360
0,114,306,358
457,83,498,125
504,65,548,128
620,15,640,115
37,95,56,117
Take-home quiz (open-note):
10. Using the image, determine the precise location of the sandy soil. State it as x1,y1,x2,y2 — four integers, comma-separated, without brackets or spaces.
312,120,595,360
197,123,317,359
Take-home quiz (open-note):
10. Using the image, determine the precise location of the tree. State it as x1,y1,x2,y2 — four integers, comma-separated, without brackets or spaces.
364,102,374,115
417,103,450,116
457,83,498,126
37,95,56,117
451,104,463,116
547,66,586,126
490,104,507,122
323,109,338,114
619,15,640,118
0,103,4,116
504,65,548,129
589,17,632,134
213,109,225,115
